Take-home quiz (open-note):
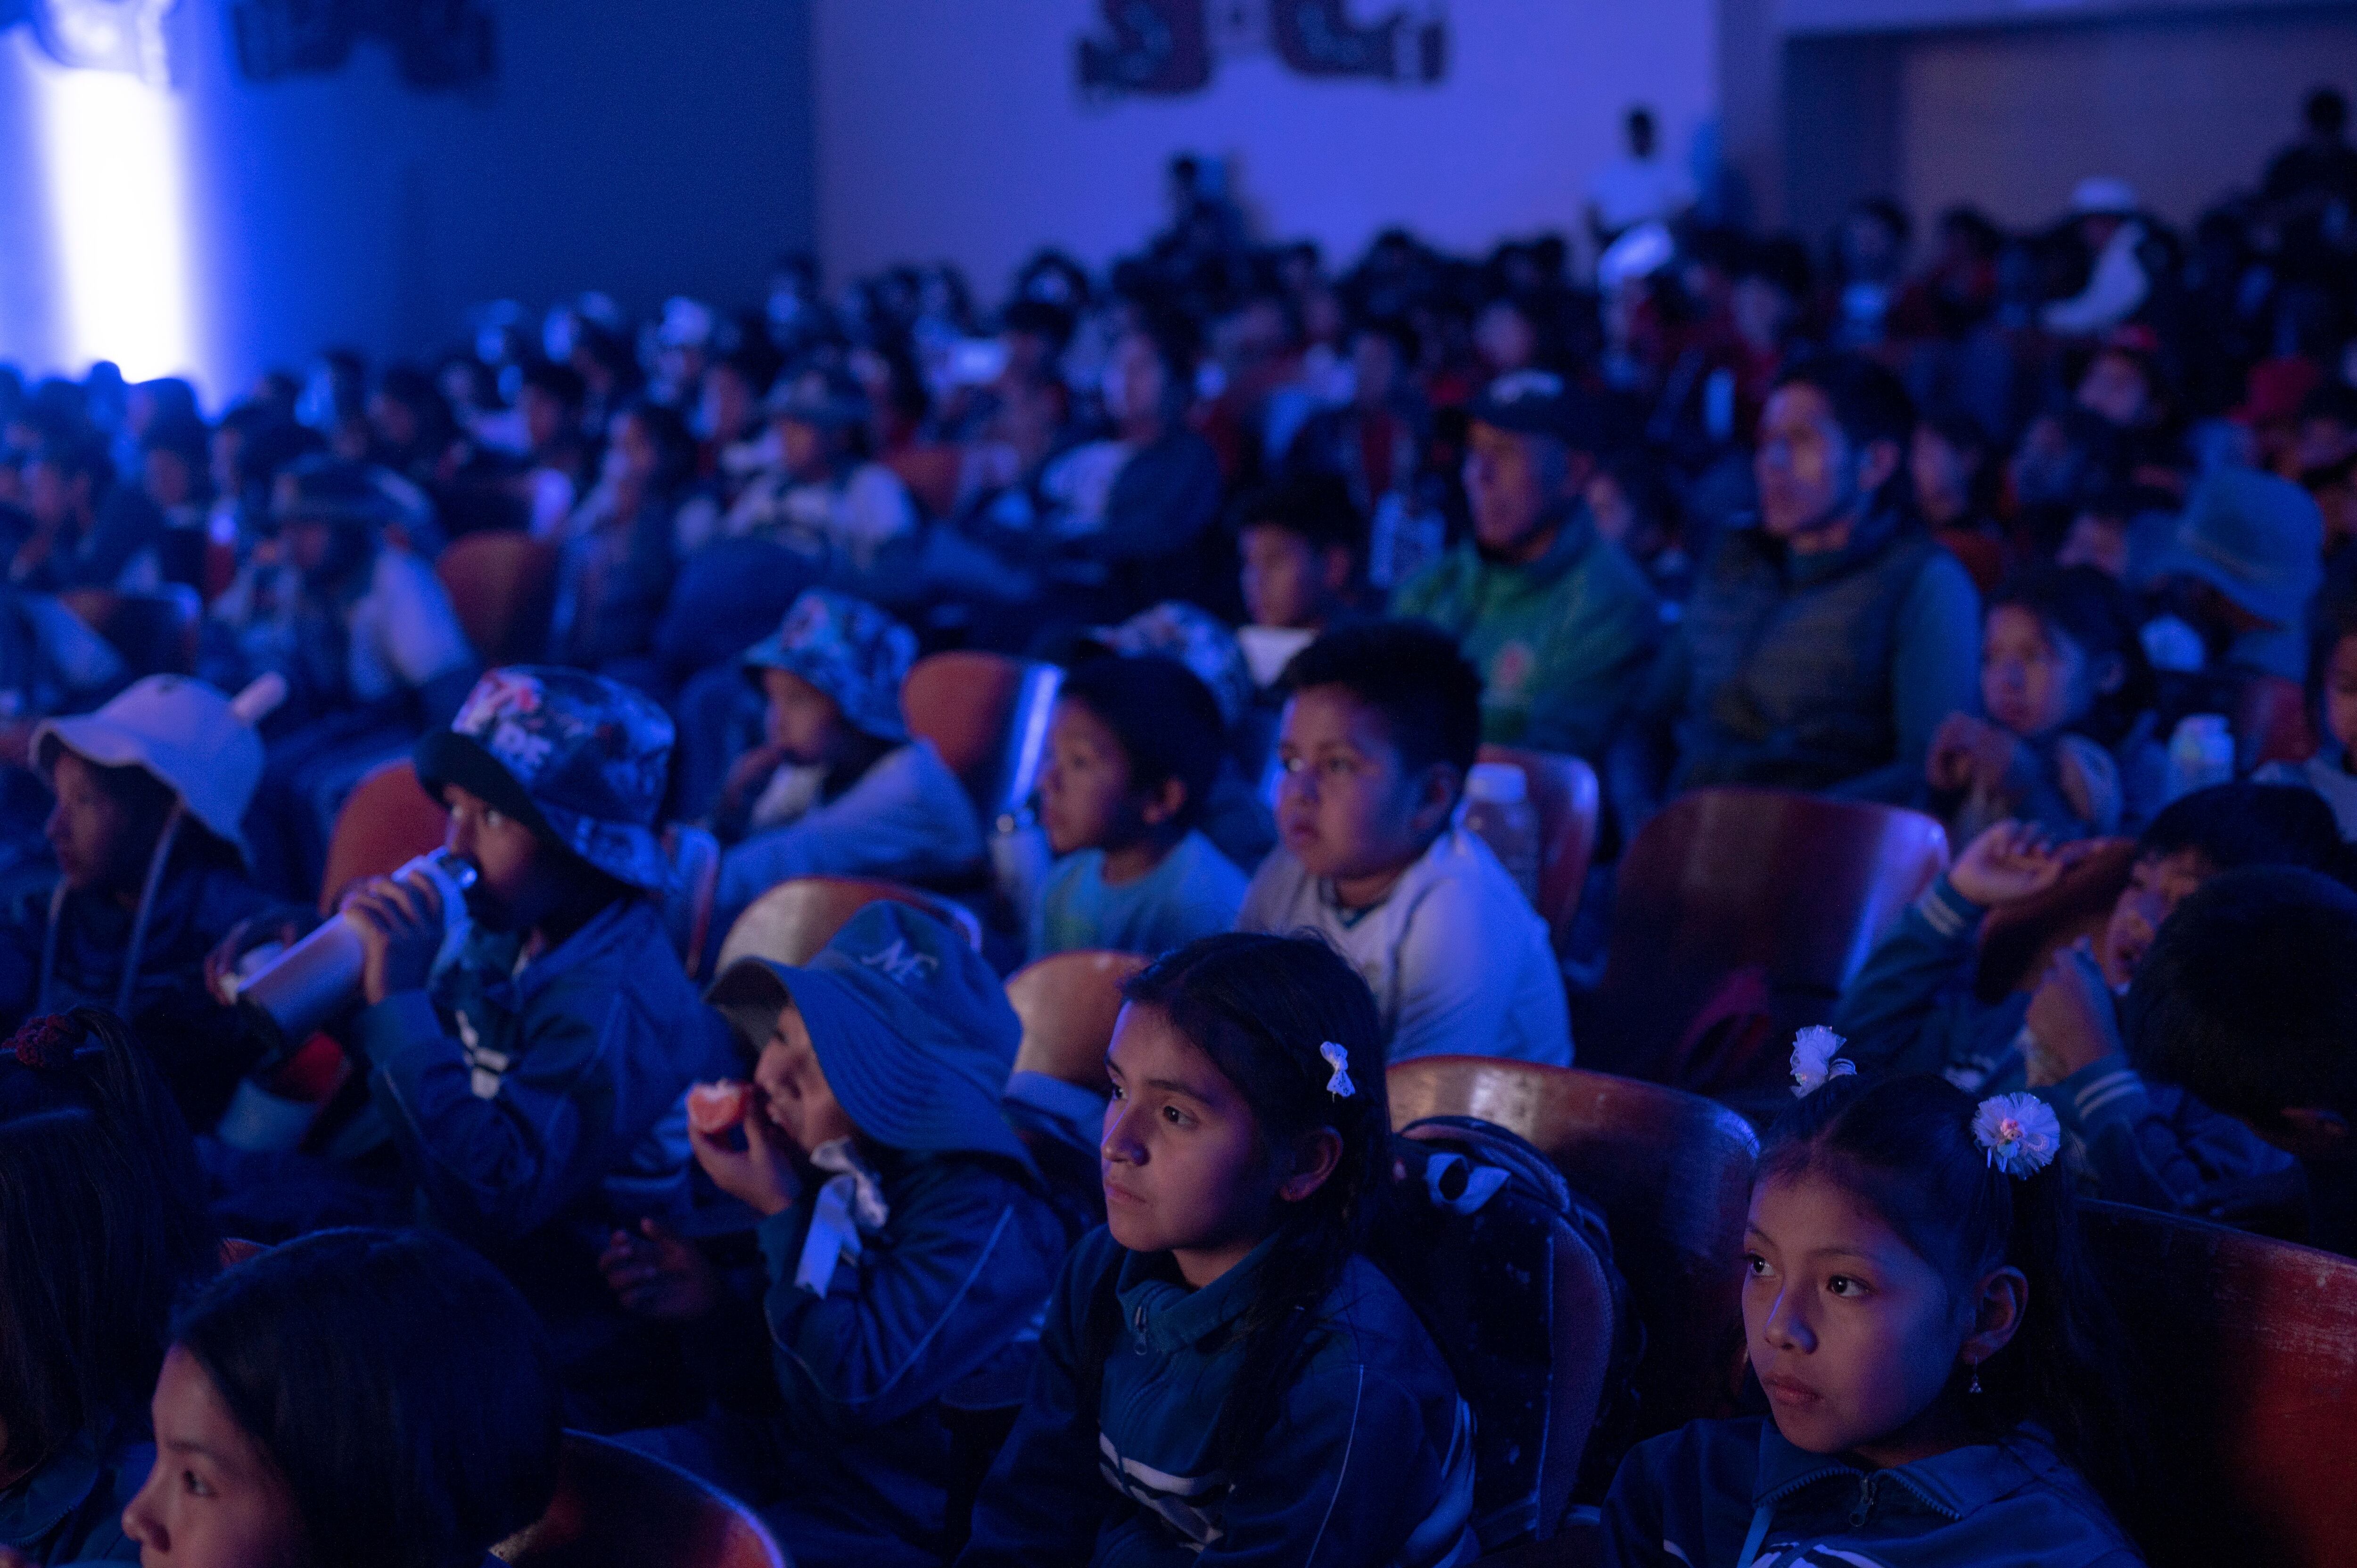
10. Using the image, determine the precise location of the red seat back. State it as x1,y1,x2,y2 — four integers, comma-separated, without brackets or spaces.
1591,788,1948,1093
318,760,450,914
2082,1201,2357,1564
1388,1057,1758,1439
1005,950,1148,1096
713,876,982,972
901,651,1063,821
437,532,559,667
1478,743,1601,953
494,1430,783,1568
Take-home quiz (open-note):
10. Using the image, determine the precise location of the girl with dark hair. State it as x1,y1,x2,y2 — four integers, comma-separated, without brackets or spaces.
959,932,1480,1568
1601,1046,2148,1566
0,1008,217,1564
120,1227,563,1568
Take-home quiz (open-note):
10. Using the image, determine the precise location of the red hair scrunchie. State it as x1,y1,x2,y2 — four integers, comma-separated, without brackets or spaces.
10,1014,85,1070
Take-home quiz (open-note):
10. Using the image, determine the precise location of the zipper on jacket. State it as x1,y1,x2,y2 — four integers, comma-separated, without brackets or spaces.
1848,1472,1882,1528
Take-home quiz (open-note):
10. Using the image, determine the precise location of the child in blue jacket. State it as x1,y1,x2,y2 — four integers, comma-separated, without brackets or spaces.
338,667,734,1398
1828,783,2340,1220
1601,1064,2148,1566
603,901,1067,1568
958,931,1481,1568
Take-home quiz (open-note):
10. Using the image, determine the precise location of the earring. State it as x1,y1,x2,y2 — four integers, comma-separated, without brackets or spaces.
1967,1363,1984,1396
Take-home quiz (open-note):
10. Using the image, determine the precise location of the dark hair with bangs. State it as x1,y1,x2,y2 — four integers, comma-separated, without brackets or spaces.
1759,1074,2147,1538
1102,932,1393,1471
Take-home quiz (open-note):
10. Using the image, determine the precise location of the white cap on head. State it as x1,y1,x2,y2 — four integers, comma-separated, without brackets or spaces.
32,675,273,862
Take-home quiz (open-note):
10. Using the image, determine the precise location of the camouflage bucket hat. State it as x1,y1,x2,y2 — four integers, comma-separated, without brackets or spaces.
742,589,915,743
414,666,675,891
1084,600,1253,728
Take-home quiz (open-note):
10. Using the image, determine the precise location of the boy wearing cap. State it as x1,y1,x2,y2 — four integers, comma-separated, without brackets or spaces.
713,591,982,934
722,366,921,610
2144,467,2323,687
1393,370,1660,761
604,902,1066,1568
340,666,732,1389
0,674,307,1130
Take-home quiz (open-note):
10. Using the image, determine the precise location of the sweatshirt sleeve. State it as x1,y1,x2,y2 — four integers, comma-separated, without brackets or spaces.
957,1232,1123,1568
2046,1063,2301,1215
1519,554,1661,762
755,1167,1062,1433
359,977,650,1242
715,745,981,912
1889,551,1983,780
1829,874,1990,1080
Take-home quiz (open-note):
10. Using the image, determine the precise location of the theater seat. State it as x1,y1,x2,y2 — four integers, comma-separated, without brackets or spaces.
2082,1201,2357,1564
1584,788,1948,1096
1005,949,1147,1096
713,876,983,972
437,532,560,667
494,1430,785,1568
900,652,1062,824
1389,1057,1759,1439
1477,744,1600,953
317,759,450,914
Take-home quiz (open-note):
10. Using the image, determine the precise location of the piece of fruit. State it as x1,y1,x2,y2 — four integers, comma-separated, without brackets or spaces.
687,1081,750,1135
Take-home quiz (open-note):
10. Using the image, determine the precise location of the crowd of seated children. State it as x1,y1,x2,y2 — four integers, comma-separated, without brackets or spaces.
1239,620,1570,1066
123,1226,562,1568
960,933,1481,1568
1921,565,2156,847
1030,654,1246,963
606,902,1065,1568
0,675,307,1132
331,667,733,1414
1605,1066,2148,1566
711,590,982,933
0,1010,215,1566
1393,369,1660,763
1831,783,2342,1221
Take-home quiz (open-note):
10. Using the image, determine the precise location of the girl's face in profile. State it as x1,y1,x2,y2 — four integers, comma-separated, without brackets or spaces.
122,1346,305,1568
1742,1172,1994,1469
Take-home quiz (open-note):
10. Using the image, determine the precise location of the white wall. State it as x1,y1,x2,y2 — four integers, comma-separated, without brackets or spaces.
812,0,1718,297
0,0,816,407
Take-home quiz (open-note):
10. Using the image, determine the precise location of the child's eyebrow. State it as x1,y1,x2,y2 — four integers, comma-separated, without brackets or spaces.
1143,1077,1212,1100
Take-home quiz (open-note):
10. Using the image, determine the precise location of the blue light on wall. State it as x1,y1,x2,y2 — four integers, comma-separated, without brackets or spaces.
13,2,194,382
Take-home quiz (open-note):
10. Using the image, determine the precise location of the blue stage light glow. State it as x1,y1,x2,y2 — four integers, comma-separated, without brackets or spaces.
19,30,194,383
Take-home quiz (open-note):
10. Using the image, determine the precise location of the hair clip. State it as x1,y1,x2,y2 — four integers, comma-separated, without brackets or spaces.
1972,1092,2061,1178
1319,1042,1356,1100
8,1014,82,1071
1789,1026,1856,1098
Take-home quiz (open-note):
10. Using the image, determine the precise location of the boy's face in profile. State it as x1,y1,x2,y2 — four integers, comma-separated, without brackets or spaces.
1275,685,1448,889
1039,698,1142,857
762,669,847,768
2100,847,2214,989
754,1001,855,1155
1240,524,1335,630
445,783,555,934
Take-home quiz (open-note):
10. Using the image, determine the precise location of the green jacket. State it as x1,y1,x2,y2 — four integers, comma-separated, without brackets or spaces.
1392,507,1661,760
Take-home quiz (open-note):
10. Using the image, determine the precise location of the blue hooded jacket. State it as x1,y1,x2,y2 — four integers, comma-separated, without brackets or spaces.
959,1226,1481,1568
1602,1416,2143,1567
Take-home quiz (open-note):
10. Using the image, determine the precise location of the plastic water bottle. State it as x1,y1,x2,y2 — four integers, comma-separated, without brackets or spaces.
2165,714,2236,803
1461,762,1541,911
234,848,477,1055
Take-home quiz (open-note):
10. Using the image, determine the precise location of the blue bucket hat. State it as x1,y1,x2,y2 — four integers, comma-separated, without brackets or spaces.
2146,468,2324,630
415,666,675,891
704,902,1032,1169
1084,600,1253,729
742,589,915,743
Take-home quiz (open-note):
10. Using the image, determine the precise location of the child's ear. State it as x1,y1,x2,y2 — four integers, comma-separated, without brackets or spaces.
1960,1264,2029,1371
1138,777,1188,829
1410,761,1462,836
1276,1127,1344,1203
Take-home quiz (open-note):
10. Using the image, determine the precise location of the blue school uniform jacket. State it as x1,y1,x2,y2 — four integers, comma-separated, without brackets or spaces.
958,1227,1482,1568
756,1147,1068,1568
0,1425,146,1564
1601,1416,2142,1567
356,896,734,1315
1827,875,2297,1216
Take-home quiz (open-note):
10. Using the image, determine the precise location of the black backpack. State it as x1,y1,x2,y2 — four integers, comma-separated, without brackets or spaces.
1370,1115,1642,1552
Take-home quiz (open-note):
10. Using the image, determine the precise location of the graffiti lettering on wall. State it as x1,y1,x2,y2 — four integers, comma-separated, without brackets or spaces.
0,0,176,80
1077,0,1448,99
228,0,495,90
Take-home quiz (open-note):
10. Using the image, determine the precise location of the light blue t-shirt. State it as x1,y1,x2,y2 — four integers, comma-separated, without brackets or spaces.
1028,829,1248,963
